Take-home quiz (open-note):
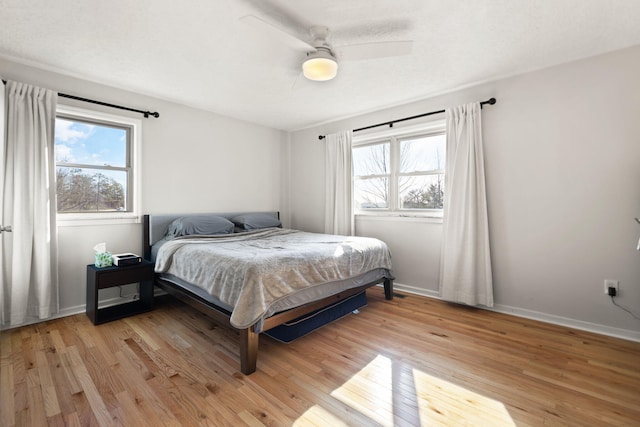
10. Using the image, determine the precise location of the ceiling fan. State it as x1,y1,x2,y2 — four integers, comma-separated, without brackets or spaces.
240,14,413,82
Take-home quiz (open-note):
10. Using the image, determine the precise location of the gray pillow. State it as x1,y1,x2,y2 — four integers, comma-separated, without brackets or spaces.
231,213,281,231
166,215,234,238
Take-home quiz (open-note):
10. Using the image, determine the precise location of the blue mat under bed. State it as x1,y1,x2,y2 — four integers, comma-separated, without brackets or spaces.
263,291,367,343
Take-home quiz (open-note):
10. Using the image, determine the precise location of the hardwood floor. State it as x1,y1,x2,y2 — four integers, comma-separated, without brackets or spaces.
1,288,639,426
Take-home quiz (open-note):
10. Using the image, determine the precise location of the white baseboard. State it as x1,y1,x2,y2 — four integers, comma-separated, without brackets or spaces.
6,284,638,344
54,287,168,323
391,282,441,299
1,294,140,331
487,303,640,343
388,282,640,343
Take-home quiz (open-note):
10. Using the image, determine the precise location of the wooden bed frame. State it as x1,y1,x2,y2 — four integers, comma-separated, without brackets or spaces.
142,214,393,374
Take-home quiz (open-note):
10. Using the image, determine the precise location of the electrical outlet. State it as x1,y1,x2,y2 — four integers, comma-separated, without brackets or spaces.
604,279,619,295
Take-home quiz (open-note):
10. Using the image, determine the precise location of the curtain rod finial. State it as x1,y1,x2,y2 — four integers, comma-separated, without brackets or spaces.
318,135,326,140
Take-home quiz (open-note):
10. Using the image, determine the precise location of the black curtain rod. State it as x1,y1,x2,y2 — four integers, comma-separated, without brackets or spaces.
2,79,160,118
318,97,496,140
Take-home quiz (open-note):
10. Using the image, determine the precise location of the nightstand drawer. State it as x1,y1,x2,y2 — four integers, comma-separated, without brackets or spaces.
94,264,154,288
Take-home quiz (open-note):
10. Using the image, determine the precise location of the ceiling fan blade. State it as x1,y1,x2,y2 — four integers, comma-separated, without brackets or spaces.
338,40,413,61
240,15,314,52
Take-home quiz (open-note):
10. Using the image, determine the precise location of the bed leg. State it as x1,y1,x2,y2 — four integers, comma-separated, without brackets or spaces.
240,326,259,375
384,278,394,300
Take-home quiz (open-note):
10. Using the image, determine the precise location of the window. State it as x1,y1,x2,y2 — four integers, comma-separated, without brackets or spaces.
54,106,141,224
352,121,445,216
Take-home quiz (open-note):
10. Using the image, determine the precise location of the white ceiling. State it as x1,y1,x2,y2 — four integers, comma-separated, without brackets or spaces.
2,0,640,131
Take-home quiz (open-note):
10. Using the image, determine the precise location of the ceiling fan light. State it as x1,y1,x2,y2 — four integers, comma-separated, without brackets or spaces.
302,51,338,81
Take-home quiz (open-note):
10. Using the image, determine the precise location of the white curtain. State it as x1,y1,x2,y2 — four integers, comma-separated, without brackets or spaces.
439,102,493,307
324,130,353,235
0,79,5,326
1,80,59,327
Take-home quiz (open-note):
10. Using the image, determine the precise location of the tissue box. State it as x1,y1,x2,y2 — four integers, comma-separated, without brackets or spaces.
95,251,113,268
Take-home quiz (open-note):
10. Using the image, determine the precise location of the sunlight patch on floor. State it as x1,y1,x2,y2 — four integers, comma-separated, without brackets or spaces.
330,354,394,426
324,354,515,426
293,405,349,427
413,368,516,426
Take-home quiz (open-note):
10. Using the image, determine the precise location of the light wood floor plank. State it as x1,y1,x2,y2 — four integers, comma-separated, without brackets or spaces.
0,331,15,427
67,346,116,427
44,344,78,419
1,289,639,426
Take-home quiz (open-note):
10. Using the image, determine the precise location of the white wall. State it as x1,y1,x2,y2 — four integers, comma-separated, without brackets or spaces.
1,58,287,316
289,45,640,340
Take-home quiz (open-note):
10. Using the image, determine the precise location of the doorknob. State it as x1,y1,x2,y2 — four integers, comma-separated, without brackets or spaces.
0,225,12,233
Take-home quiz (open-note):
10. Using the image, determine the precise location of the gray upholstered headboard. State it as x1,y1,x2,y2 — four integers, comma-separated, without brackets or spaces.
145,211,280,248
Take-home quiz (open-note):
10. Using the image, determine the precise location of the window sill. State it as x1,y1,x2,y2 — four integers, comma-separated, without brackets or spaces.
56,213,141,227
355,213,443,224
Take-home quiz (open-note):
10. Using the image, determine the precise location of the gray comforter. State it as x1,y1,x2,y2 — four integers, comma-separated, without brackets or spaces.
154,228,392,330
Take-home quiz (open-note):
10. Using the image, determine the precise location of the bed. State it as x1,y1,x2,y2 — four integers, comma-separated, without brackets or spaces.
143,211,394,374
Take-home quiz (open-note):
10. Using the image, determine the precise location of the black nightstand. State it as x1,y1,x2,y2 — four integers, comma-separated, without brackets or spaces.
86,260,154,325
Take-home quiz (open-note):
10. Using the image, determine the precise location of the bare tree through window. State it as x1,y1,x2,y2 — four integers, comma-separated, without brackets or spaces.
56,168,125,212
353,130,445,212
353,142,390,208
54,113,131,213
399,135,445,209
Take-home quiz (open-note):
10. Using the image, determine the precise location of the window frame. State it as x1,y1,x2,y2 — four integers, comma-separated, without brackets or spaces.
352,120,446,218
55,105,142,226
